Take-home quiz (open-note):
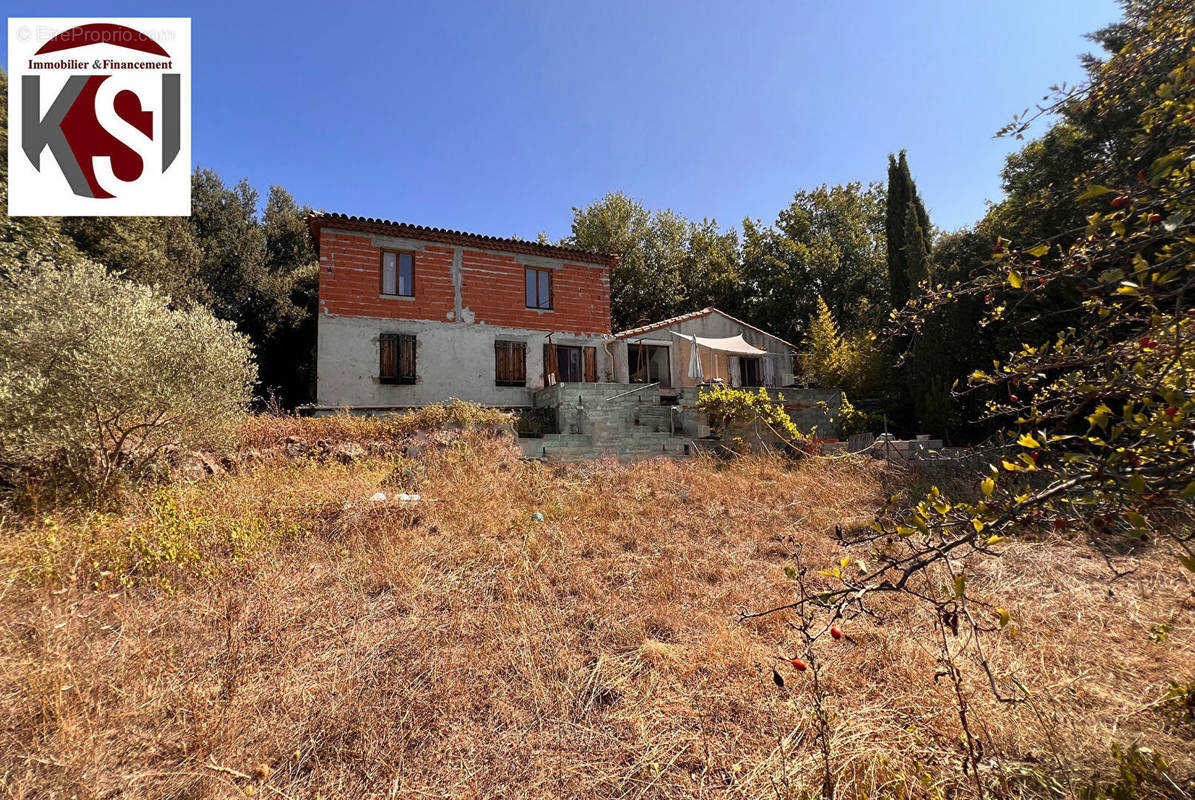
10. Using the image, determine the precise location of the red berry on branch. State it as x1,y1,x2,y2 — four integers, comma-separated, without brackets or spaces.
1148,213,1162,223
1009,395,1019,403
1139,337,1157,349
1165,407,1178,417
830,626,843,640
1111,195,1130,208
791,658,808,671
1137,170,1148,182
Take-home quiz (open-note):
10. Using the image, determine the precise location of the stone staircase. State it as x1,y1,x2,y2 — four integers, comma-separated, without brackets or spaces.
519,383,694,462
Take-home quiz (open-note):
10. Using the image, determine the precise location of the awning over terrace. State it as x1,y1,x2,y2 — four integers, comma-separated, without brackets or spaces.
670,332,769,355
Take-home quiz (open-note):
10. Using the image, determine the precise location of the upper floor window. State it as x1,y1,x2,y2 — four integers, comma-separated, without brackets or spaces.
381,250,414,297
525,267,552,309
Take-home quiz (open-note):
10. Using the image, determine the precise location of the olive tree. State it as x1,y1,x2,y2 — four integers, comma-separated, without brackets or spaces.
0,256,257,503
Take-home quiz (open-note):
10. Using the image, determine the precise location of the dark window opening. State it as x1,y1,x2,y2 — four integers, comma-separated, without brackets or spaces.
556,345,583,382
525,267,552,309
380,333,416,384
739,356,762,388
381,250,415,297
495,340,527,386
629,344,671,388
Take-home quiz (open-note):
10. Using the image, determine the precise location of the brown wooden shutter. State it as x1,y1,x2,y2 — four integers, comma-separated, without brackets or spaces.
398,334,416,384
379,333,397,382
496,341,527,386
583,346,597,383
543,343,557,385
514,342,526,384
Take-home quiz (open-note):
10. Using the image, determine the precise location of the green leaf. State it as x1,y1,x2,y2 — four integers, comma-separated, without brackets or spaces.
953,574,966,598
784,565,797,579
1181,482,1195,498
1087,404,1112,430
1026,244,1050,257
1017,433,1040,448
1076,184,1114,201
981,477,995,497
1008,270,1024,289
1124,511,1149,531
1149,151,1182,182
972,518,985,533
996,608,1010,627
1181,555,1195,574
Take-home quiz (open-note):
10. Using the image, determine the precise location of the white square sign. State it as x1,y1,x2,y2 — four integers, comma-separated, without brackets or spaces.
7,18,191,216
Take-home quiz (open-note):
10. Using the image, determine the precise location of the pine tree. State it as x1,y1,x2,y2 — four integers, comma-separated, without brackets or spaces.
885,151,932,308
804,296,844,386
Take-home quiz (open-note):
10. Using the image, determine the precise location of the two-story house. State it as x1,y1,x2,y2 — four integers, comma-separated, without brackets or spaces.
307,212,616,410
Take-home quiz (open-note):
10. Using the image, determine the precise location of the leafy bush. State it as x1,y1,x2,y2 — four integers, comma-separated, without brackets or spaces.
0,256,257,504
696,384,804,443
836,394,871,438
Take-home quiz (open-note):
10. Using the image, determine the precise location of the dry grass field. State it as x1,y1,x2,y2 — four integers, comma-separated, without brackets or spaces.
1,423,1192,799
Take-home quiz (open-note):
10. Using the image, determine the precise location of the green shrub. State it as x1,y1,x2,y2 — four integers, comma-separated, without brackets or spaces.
835,394,871,438
0,256,257,504
695,385,805,443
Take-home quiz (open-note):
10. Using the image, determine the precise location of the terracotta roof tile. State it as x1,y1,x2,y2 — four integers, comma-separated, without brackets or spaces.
307,212,617,267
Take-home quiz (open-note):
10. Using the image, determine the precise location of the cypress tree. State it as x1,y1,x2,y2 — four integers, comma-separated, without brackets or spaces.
903,203,932,294
885,151,932,308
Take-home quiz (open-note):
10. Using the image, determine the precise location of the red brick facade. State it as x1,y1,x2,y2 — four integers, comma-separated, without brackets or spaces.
313,221,612,336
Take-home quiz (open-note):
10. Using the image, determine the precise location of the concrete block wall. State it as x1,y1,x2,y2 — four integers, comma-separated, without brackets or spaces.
529,383,692,461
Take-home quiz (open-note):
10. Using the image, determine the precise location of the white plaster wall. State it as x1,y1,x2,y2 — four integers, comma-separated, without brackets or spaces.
317,314,611,408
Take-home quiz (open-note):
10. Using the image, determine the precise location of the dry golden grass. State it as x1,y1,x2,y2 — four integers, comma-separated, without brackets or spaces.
234,401,513,451
1,432,1191,799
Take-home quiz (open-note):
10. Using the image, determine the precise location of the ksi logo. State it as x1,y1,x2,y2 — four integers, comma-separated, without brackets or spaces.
7,18,191,216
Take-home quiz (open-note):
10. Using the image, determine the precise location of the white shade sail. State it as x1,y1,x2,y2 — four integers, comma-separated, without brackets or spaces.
671,331,769,356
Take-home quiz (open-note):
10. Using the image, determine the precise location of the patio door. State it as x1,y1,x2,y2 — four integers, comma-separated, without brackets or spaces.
739,356,763,387
629,344,671,387
556,345,583,382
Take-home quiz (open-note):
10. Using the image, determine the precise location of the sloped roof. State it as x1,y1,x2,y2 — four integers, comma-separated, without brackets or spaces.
307,212,617,267
615,307,797,350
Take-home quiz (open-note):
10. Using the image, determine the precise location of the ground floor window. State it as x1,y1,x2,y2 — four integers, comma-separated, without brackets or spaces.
380,333,416,384
495,340,527,386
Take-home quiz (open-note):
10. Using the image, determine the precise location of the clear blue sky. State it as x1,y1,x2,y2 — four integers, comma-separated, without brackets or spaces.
7,1,1121,238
